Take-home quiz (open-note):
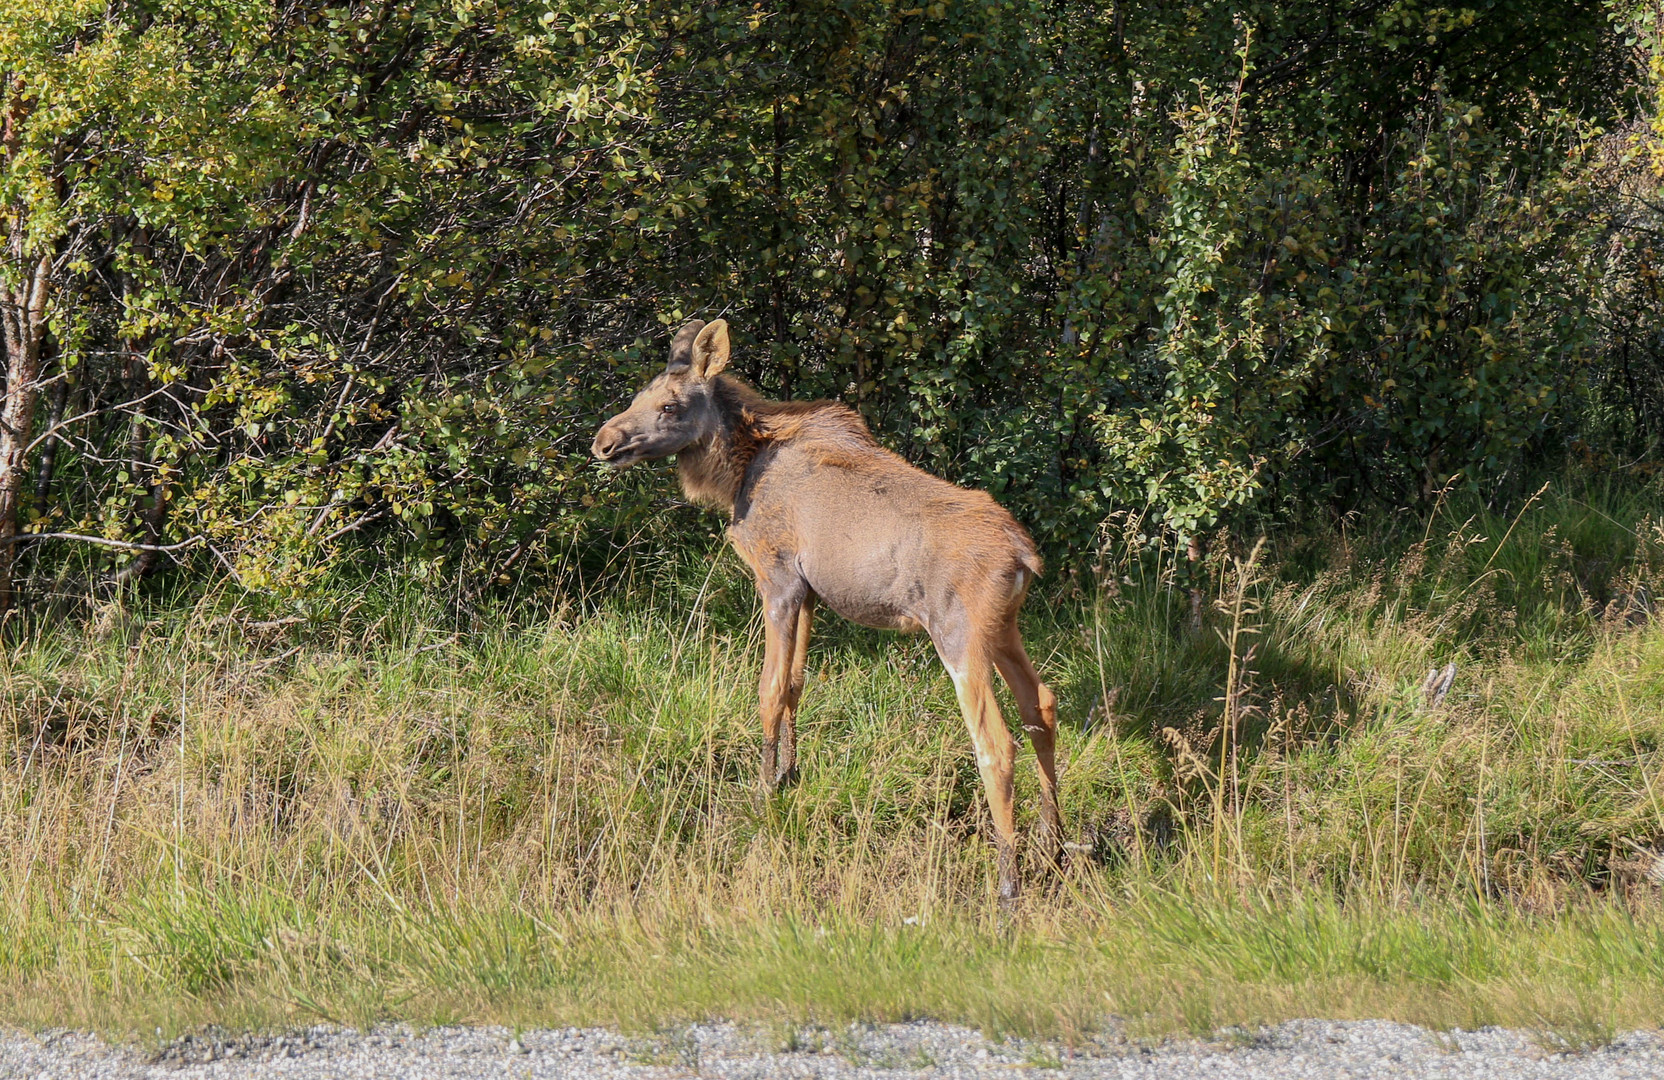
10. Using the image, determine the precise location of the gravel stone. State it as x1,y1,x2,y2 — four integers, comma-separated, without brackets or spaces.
3,1019,1662,1079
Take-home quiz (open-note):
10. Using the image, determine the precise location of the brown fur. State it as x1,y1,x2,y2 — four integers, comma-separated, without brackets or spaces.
678,378,916,508
592,319,1060,900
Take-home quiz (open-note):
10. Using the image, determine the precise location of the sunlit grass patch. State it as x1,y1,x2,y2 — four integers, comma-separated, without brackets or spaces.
1,478,1662,1039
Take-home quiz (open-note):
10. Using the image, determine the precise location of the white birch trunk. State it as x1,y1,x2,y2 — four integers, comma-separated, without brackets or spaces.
0,252,51,615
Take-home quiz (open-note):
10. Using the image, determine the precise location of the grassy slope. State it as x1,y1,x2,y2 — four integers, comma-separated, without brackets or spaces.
1,478,1662,1043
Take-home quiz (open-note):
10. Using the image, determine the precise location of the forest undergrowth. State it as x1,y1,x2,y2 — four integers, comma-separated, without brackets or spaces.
2,476,1663,1046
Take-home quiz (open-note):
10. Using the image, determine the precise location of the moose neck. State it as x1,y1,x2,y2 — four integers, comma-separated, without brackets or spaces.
675,379,760,516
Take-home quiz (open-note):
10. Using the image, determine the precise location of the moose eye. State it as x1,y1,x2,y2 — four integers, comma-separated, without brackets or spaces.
660,401,680,415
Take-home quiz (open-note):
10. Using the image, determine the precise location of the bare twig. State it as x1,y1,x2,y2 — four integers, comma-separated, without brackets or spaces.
320,506,389,544
0,531,204,552
1420,662,1458,708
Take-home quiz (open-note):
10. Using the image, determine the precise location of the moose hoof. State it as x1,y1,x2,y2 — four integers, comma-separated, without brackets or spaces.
1037,832,1067,874
997,846,1021,904
771,763,799,790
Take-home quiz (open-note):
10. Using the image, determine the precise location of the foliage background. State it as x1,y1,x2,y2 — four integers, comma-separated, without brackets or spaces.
0,0,1660,606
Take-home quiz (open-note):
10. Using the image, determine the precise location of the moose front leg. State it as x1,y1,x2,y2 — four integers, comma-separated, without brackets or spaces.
774,592,815,786
757,581,808,794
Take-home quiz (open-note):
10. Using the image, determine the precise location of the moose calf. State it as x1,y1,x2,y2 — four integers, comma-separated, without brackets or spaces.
592,319,1061,899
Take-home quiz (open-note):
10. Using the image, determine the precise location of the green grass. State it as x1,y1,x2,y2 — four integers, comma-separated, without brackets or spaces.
1,475,1663,1044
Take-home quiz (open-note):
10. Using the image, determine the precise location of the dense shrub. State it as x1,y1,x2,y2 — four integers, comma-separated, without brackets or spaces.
0,0,1656,603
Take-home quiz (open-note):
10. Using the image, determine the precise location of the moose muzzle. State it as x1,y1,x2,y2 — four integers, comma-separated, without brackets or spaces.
590,420,639,466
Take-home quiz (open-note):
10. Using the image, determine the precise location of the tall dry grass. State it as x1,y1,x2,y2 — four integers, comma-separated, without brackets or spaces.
1,478,1663,1040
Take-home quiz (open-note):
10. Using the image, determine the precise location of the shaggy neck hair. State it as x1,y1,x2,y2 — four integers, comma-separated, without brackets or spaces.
675,376,873,515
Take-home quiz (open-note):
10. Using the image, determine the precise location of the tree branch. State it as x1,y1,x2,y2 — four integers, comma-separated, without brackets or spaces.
0,531,204,552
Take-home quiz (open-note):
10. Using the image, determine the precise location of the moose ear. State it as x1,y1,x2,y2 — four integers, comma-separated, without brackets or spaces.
667,319,706,373
691,319,730,378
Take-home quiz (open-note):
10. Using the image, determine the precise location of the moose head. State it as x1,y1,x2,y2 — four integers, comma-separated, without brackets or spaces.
590,319,731,468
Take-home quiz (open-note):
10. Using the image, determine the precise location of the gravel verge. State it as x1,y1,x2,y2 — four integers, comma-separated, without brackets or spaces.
3,1019,1662,1079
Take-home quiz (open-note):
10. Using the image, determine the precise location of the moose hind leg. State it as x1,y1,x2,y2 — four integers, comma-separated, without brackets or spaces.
939,642,1020,901
995,624,1064,872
